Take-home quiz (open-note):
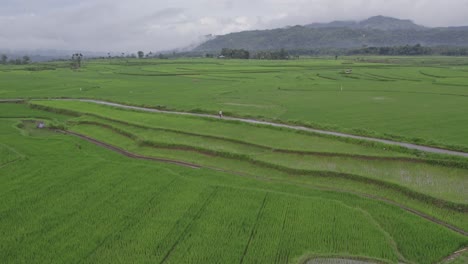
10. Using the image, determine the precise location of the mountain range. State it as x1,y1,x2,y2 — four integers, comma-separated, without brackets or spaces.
194,16,468,52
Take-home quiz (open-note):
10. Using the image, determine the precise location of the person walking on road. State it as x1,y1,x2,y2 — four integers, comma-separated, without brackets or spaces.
218,110,223,118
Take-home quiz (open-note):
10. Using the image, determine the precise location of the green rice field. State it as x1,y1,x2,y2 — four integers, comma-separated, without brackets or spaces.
1,57,467,263
1,57,468,151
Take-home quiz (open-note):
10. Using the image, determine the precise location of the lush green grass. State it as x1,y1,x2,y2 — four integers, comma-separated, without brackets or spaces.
1,117,466,264
24,100,468,221
2,57,468,263
1,57,468,151
0,143,21,165
256,152,467,204
71,114,416,158
8,98,456,226
443,250,468,264
66,116,468,230
69,116,467,204
30,100,417,158
0,102,69,122
27,100,468,204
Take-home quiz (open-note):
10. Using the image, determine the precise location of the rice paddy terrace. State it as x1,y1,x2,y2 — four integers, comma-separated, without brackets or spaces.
0,57,467,263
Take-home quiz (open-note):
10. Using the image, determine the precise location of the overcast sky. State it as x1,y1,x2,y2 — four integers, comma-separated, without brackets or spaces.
1,0,468,53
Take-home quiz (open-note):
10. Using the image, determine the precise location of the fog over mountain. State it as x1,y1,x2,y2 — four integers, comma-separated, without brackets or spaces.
195,16,468,52
1,0,467,53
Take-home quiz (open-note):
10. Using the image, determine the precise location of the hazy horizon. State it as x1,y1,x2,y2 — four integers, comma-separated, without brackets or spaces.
1,0,468,53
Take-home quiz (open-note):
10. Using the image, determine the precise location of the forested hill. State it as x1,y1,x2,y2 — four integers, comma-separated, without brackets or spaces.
194,16,468,52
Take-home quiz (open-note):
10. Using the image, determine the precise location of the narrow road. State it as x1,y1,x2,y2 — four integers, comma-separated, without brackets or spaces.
62,99,468,158
61,129,467,237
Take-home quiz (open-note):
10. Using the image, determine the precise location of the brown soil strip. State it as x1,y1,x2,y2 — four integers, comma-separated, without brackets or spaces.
441,247,468,262
53,123,468,213
60,129,467,237
59,130,201,169
74,120,464,168
61,122,468,213
60,122,468,213
40,98,468,158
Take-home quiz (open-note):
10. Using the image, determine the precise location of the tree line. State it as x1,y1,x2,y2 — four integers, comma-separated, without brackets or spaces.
356,45,468,56
100,51,170,60
286,45,468,56
205,48,291,60
204,45,468,59
0,54,31,65
220,48,250,59
252,49,290,60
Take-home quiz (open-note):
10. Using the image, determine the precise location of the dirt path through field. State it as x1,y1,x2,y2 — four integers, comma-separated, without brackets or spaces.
60,130,201,169
56,99,468,158
60,129,467,237
441,247,468,263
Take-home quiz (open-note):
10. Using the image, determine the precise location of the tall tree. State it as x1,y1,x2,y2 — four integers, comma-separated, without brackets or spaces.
0,54,7,64
71,53,83,69
22,55,31,64
279,48,288,59
137,51,144,59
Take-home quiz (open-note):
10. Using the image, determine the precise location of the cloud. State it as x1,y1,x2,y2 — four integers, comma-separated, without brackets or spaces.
0,0,467,52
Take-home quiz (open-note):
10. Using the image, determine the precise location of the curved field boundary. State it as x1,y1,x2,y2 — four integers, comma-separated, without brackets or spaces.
61,129,468,236
116,72,201,77
47,98,468,158
73,120,422,162
142,140,468,213
357,193,467,236
0,99,27,103
419,71,448,79
363,72,422,82
68,121,468,211
442,247,468,263
316,74,339,80
278,88,468,98
72,119,468,169
59,130,201,169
